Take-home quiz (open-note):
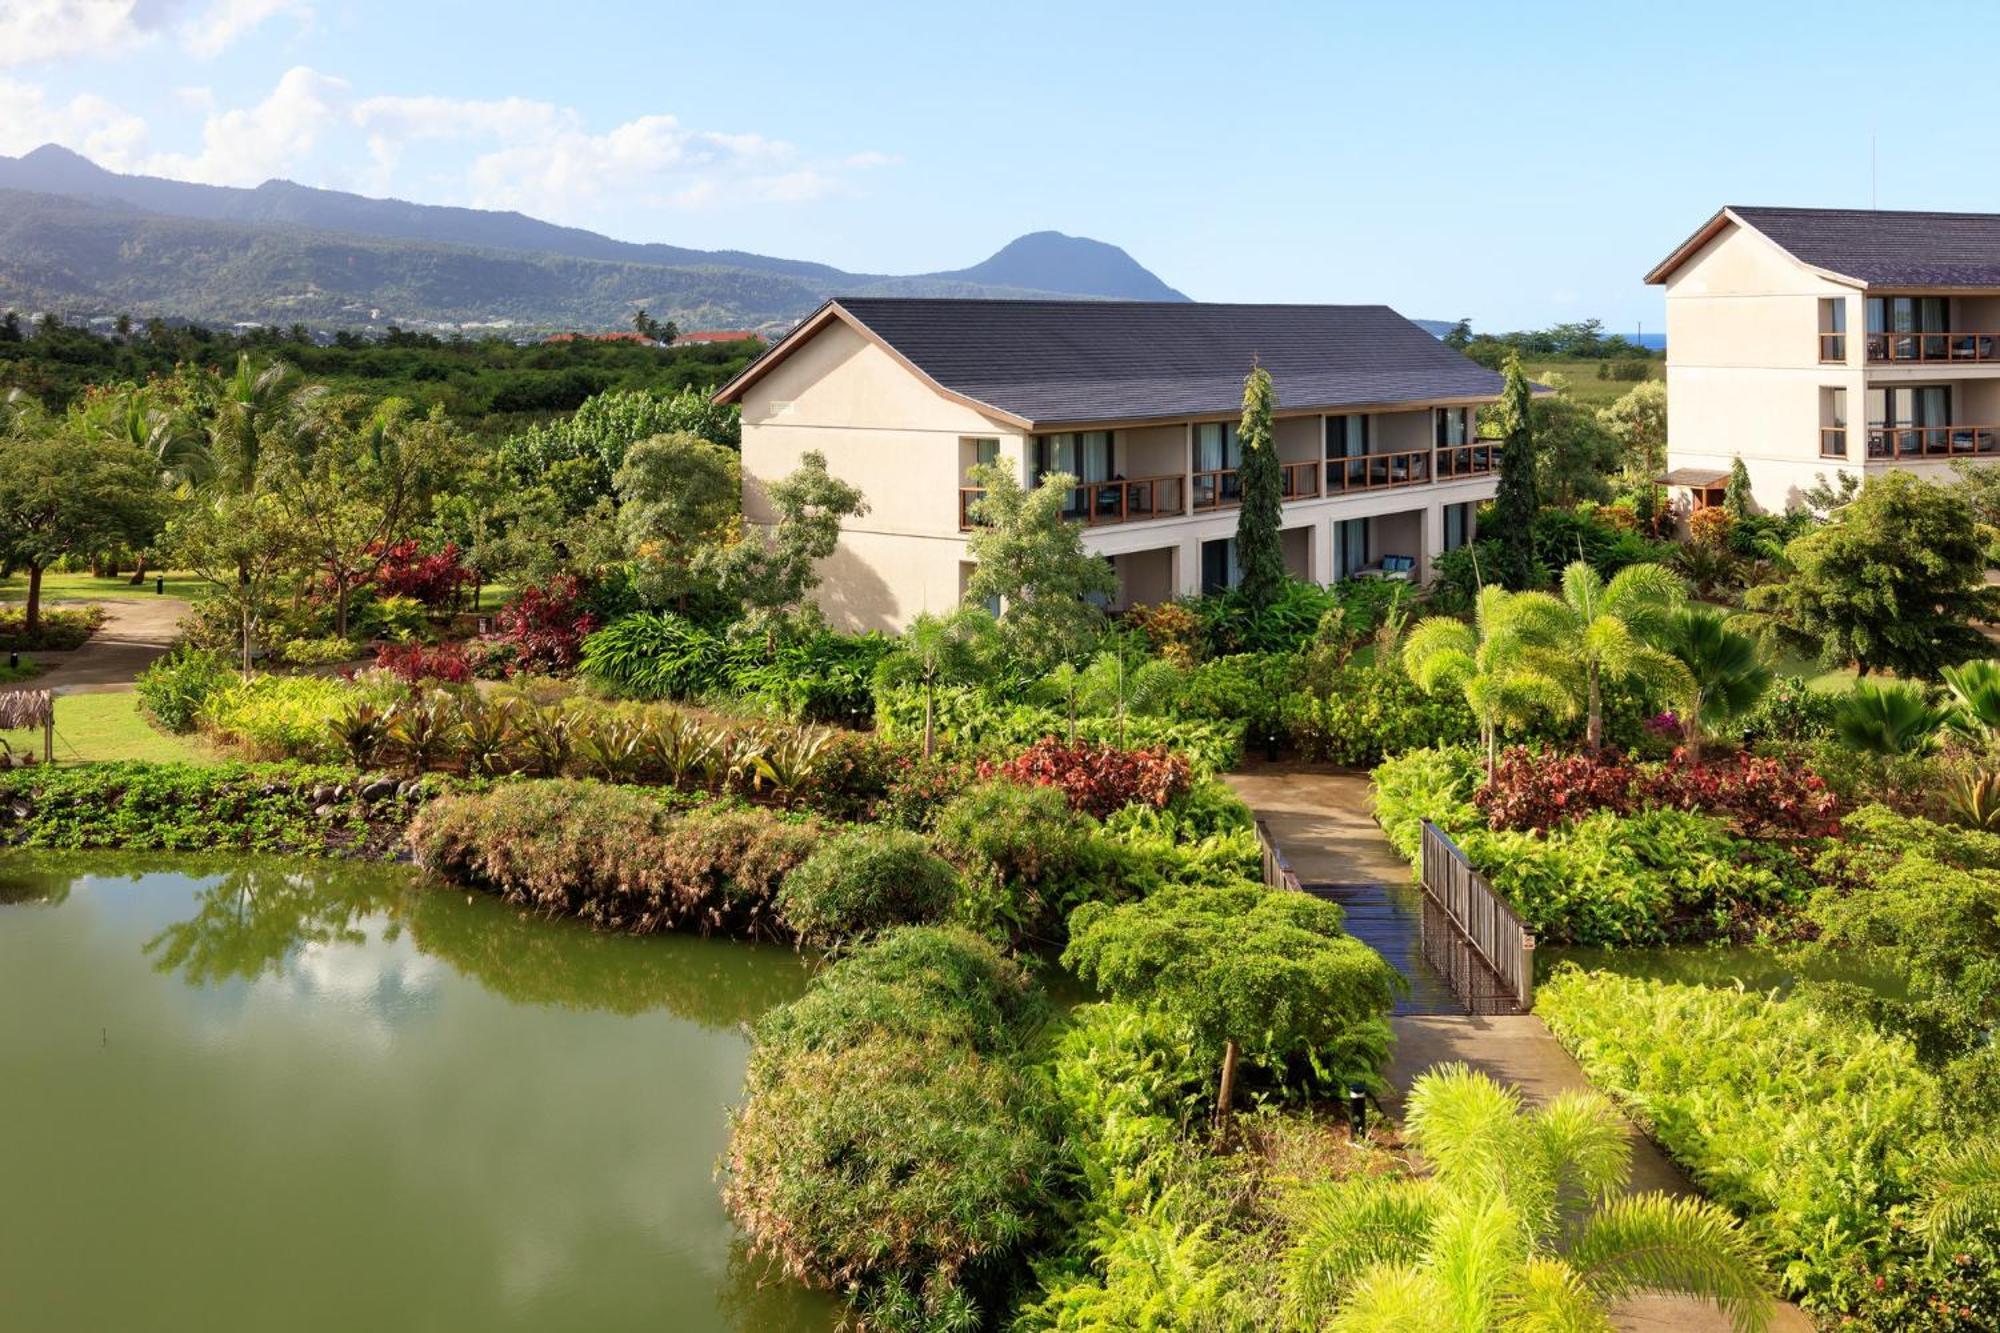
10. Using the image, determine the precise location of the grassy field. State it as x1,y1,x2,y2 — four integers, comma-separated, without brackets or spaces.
1,693,212,766
0,571,209,603
1524,358,1663,410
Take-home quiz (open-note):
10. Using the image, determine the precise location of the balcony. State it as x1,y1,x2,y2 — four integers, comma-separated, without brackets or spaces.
1868,424,2000,459
958,444,1501,531
1865,331,2000,364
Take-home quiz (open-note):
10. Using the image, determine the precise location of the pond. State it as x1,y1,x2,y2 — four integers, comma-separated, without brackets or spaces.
0,853,839,1332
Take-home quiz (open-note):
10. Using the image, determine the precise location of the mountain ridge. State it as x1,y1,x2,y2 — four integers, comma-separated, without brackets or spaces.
0,144,1189,330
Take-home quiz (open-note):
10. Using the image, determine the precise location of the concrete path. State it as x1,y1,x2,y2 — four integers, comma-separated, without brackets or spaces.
1227,761,1813,1332
9,597,187,695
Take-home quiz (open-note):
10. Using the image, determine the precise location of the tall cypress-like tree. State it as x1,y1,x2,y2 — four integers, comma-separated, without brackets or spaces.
1490,352,1541,588
1234,363,1284,608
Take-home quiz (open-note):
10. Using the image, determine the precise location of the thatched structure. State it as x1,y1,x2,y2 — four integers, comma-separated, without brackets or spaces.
0,690,54,763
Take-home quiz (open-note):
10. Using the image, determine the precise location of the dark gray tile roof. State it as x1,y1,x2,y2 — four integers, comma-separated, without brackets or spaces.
1734,206,2000,287
820,297,1507,426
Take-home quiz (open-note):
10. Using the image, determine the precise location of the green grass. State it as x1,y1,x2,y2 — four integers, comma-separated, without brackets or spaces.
0,571,210,603
1523,358,1662,410
0,660,44,686
1,693,213,766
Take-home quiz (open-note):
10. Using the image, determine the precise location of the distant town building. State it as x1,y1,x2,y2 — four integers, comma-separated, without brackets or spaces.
678,330,767,345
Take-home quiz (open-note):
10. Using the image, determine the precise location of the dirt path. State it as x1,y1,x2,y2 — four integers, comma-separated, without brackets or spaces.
11,598,188,695
1225,761,1813,1333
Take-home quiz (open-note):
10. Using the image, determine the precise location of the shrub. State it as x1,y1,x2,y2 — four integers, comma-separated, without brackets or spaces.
981,738,1191,818
775,826,960,947
1538,971,1965,1320
408,781,823,937
1531,507,1668,581
931,780,1099,941
0,604,105,651
375,640,472,685
1370,746,1482,865
134,648,233,733
198,673,383,761
1124,600,1205,668
1283,664,1478,766
578,611,726,699
371,538,475,610
726,927,1055,1322
277,636,360,666
876,688,1245,773
1462,808,1800,945
494,574,599,674
0,760,427,854
1172,652,1300,728
727,629,890,724
1064,883,1402,1116
1477,746,1843,840
349,592,428,643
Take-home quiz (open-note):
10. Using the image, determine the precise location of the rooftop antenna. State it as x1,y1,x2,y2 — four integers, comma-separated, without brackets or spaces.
1870,134,1877,209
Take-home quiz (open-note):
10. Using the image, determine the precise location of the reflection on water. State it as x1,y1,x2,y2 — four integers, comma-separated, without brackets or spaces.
0,851,834,1333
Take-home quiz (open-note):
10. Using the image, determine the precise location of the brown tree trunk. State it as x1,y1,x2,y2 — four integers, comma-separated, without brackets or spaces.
24,563,43,638
241,604,254,677
1212,1039,1240,1142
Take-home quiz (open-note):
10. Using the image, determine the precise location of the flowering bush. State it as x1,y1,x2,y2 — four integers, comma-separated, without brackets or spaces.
1124,600,1204,668
1687,505,1733,548
494,575,598,674
981,739,1191,818
1477,745,1842,840
371,539,476,610
375,641,473,685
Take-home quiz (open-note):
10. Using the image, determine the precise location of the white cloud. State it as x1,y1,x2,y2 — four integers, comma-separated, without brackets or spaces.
0,0,306,68
178,0,310,58
0,76,150,165
142,64,347,184
841,150,900,169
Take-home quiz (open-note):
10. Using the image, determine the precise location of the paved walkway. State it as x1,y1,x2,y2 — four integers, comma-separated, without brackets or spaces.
10,597,187,694
1225,760,1812,1333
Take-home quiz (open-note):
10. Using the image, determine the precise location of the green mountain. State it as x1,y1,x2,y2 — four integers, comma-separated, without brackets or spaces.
0,145,1188,331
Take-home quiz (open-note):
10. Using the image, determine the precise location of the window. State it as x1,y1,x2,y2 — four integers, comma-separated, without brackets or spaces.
1199,537,1240,594
1033,431,1112,517
1867,384,1951,458
1333,518,1370,580
1443,502,1474,551
1194,422,1243,508
1434,407,1470,447
1325,413,1369,489
1824,386,1848,460
1867,296,1950,362
970,437,999,468
1818,298,1846,362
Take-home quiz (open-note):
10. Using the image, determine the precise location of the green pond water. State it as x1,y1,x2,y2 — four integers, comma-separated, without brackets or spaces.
0,852,839,1332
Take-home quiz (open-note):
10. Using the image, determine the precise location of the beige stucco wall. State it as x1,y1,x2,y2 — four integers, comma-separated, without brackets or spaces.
1662,218,1869,512
1374,409,1431,452
1120,425,1187,479
1281,525,1313,579
1275,416,1319,465
1111,547,1176,610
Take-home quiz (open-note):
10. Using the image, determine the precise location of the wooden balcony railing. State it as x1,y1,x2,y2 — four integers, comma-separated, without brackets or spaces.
1436,441,1502,479
1280,460,1321,500
1865,425,2000,459
1818,332,1848,363
1820,427,1849,459
964,444,1501,530
1190,467,1241,511
1866,331,2000,364
1327,447,1434,492
961,476,1187,530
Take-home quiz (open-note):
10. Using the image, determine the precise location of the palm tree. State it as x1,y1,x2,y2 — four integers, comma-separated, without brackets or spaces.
1527,560,1694,751
872,605,997,758
71,385,211,582
1283,1065,1772,1332
1942,659,2000,742
1075,635,1185,746
1916,1138,2000,1253
1833,681,1948,756
1663,608,1772,759
209,354,300,494
1405,585,1575,777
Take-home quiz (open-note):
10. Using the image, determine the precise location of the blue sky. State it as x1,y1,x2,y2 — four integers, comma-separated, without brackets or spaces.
6,0,1999,329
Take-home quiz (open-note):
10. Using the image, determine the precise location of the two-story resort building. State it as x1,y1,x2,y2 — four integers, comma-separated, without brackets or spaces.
711,298,1507,632
1647,205,2000,514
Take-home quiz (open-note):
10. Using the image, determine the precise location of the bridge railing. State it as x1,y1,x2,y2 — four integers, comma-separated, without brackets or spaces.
1418,820,1535,1013
1254,819,1303,894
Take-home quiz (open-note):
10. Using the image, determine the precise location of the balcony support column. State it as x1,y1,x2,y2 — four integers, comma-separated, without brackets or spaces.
1421,502,1445,584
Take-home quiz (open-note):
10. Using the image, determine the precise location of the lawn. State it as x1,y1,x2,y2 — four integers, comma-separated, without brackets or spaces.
0,571,210,603
1,693,212,766
1523,357,1662,410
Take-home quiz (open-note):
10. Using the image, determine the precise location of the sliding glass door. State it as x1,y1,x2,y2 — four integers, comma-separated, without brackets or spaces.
1867,296,1949,361
1033,431,1113,517
1193,422,1242,508
1866,384,1951,457
1325,414,1368,490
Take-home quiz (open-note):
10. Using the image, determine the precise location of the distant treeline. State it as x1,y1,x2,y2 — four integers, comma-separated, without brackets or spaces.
1443,318,1658,368
0,314,762,436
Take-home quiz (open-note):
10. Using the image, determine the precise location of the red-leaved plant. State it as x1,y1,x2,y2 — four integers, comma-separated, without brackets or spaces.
1477,745,1842,840
494,575,598,675
375,641,473,685
980,738,1191,819
372,539,477,610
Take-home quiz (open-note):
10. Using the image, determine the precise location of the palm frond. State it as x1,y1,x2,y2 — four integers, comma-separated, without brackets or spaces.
1531,1091,1631,1209
1327,1263,1460,1333
1500,1257,1618,1333
1915,1137,2000,1251
1282,1177,1439,1324
1565,1193,1772,1333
